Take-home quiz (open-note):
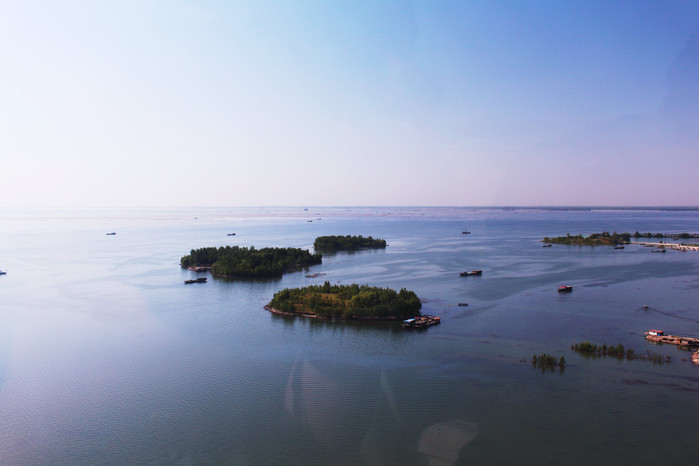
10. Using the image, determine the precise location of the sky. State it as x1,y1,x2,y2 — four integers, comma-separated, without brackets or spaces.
2,0,699,208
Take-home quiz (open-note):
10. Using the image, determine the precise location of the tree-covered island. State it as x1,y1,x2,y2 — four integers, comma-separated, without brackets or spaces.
542,231,631,246
266,281,421,320
313,235,387,252
180,246,322,278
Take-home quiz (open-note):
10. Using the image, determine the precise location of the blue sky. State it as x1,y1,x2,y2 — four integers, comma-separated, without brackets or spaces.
2,0,699,207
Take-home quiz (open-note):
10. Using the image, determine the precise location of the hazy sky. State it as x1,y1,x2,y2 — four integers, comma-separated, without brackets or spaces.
2,0,699,208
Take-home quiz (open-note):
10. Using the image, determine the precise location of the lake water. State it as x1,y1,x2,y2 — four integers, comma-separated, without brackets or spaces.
1,207,698,465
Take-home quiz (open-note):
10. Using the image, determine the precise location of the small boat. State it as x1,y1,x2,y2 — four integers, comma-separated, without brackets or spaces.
305,272,326,278
184,277,207,284
558,285,573,293
542,243,552,247
651,249,666,253
462,231,471,235
227,233,236,236
457,303,468,307
402,315,441,328
460,270,482,277
0,270,6,275
106,232,116,235
614,245,624,249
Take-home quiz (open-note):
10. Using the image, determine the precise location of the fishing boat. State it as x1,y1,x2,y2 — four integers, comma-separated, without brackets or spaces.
460,270,482,276
227,233,236,236
106,232,116,235
558,285,573,293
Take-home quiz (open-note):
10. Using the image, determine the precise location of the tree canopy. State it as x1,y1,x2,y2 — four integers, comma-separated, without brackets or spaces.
313,235,387,252
267,282,421,320
543,231,631,245
181,245,322,278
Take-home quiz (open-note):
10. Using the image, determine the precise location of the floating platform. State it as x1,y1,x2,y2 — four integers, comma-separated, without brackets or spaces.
645,330,699,366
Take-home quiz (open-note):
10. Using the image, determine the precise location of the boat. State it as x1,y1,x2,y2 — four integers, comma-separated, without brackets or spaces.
106,232,116,235
462,231,471,235
227,233,236,236
460,270,482,276
402,315,441,328
558,285,573,293
184,277,207,284
614,245,625,249
651,249,666,253
457,303,468,307
305,272,326,278
542,243,552,247
0,270,6,275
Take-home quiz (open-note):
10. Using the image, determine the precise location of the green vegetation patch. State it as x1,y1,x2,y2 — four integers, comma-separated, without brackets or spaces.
543,231,631,246
531,353,566,372
632,231,699,239
571,342,671,364
181,246,322,279
313,235,387,252
268,281,421,320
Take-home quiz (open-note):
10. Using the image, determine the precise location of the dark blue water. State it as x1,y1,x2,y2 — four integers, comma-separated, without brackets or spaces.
1,207,698,464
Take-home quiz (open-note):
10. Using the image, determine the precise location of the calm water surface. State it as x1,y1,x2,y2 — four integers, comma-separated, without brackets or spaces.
1,207,698,464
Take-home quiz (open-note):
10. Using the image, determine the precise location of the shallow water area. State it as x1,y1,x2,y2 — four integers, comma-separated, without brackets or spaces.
1,207,698,464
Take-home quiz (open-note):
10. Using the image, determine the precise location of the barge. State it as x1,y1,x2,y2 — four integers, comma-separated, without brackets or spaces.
184,277,207,284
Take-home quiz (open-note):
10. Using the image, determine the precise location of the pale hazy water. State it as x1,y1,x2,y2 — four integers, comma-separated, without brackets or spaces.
1,207,698,464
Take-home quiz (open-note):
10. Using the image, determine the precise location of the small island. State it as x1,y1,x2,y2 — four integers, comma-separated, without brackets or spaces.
181,246,322,279
542,231,631,246
266,281,421,320
313,235,387,252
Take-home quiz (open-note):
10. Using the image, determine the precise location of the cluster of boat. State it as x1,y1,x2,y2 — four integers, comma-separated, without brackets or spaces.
402,315,441,329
